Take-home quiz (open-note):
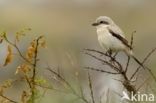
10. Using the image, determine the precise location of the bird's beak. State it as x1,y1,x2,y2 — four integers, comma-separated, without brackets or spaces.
92,22,99,26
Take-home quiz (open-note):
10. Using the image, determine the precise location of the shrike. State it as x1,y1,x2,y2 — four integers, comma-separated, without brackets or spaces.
92,16,132,56
92,16,147,70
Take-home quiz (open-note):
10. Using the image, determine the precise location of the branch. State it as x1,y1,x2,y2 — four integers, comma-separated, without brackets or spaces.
85,52,121,72
47,67,89,103
31,36,43,102
85,67,120,75
130,30,136,47
88,72,95,103
4,36,32,65
125,56,130,73
125,31,135,73
130,47,156,80
0,94,18,103
84,49,123,71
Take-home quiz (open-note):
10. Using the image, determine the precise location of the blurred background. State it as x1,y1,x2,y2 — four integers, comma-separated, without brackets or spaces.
0,0,156,103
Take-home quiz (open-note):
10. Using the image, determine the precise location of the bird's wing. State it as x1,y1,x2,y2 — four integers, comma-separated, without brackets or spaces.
108,26,132,49
108,24,125,37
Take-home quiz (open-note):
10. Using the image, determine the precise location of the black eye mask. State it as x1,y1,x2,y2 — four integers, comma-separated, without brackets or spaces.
100,21,109,25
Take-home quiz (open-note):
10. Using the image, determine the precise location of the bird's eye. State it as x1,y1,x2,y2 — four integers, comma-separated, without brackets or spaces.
100,21,104,23
100,21,109,24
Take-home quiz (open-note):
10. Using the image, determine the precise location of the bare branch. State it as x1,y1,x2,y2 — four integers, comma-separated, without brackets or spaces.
130,47,156,80
47,67,89,103
4,36,32,65
0,94,18,103
84,48,109,56
31,36,43,102
125,56,130,73
125,31,135,73
88,72,95,103
85,52,121,72
130,31,136,47
84,49,123,71
136,77,150,91
85,67,120,75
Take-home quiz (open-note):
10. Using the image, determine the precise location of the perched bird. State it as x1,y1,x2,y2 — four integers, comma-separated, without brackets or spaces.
92,16,133,56
92,16,148,70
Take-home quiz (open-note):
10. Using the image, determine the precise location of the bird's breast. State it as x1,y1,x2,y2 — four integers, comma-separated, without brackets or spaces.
97,27,112,50
96,27,125,51
97,27,110,36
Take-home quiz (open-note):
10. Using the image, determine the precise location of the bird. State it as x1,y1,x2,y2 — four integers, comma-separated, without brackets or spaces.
92,16,133,56
92,16,149,70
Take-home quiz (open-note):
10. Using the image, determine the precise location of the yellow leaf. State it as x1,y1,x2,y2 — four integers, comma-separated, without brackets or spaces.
3,45,13,66
26,46,35,61
21,91,29,103
15,64,31,74
26,41,36,61
8,45,12,53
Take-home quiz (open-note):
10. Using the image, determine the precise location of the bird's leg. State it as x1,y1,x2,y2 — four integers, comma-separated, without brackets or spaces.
106,49,112,57
112,52,118,59
110,52,119,65
106,49,116,62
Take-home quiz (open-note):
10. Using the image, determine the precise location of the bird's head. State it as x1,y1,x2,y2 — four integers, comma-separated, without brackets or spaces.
92,16,114,27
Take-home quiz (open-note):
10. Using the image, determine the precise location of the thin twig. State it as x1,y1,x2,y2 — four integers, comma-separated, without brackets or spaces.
84,49,123,70
0,95,18,103
85,67,120,75
47,67,89,103
125,56,130,73
4,36,32,65
130,31,136,47
84,48,109,56
36,83,90,103
112,78,124,83
35,83,69,94
130,47,156,80
47,67,75,92
85,48,137,94
75,71,85,100
31,36,43,103
125,31,135,73
88,72,95,103
85,52,121,72
24,74,32,89
136,77,150,91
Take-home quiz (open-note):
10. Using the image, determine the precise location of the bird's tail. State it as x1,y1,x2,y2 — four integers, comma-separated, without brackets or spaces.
125,47,133,56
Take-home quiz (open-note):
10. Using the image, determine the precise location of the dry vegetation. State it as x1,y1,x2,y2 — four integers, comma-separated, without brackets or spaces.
0,30,156,103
